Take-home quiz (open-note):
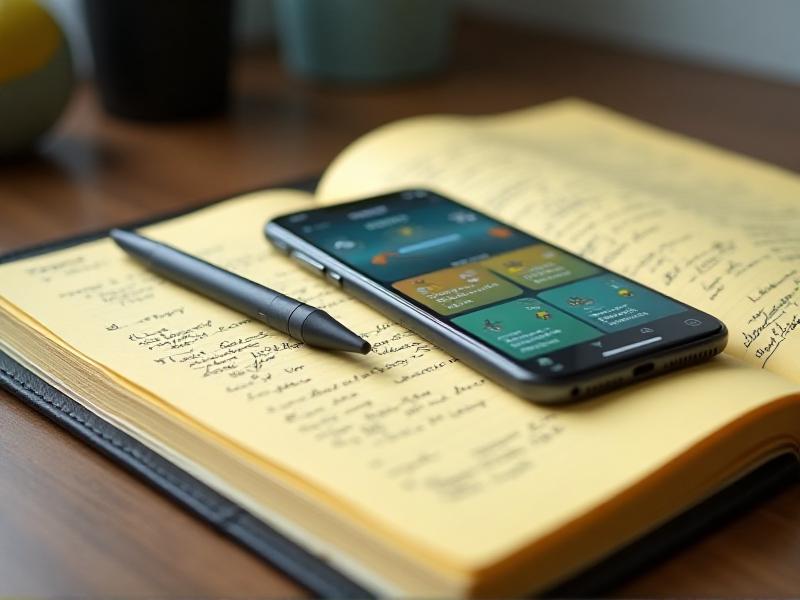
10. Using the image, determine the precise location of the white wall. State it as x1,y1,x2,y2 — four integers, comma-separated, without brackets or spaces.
465,0,800,84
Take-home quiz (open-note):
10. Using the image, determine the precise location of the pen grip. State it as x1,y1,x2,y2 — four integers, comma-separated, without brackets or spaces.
259,294,316,340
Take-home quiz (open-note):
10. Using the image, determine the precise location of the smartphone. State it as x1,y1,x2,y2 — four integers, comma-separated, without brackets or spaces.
265,189,727,403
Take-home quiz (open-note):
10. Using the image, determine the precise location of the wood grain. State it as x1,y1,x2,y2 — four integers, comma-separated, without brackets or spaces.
1,17,799,597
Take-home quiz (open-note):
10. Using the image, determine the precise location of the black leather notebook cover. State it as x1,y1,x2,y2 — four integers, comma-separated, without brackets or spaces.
2,180,798,597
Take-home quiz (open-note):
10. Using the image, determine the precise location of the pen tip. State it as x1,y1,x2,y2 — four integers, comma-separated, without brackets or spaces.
109,228,137,250
301,310,371,354
109,228,160,259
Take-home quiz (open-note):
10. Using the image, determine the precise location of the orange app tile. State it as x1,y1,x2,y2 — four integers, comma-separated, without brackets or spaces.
482,244,599,290
371,251,398,265
393,264,522,316
488,227,514,238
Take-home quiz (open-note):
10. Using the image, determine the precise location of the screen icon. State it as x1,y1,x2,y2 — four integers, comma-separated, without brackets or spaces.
333,239,356,251
448,210,477,224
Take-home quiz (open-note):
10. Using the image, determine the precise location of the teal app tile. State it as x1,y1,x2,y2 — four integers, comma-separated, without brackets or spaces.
452,298,601,360
538,274,685,332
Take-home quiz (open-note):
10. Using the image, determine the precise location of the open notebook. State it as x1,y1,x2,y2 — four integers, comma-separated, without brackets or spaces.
1,99,799,596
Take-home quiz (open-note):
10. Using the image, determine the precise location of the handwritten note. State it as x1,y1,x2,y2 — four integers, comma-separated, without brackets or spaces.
319,99,800,383
1,159,796,575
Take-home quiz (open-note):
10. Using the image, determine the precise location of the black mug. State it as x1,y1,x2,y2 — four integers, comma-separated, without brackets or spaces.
84,0,233,121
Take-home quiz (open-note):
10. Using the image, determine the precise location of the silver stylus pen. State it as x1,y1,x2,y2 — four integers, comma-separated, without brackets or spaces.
110,229,370,354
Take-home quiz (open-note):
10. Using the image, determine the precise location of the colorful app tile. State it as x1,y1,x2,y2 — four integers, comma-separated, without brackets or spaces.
393,264,522,316
538,274,686,332
482,244,599,291
452,298,601,360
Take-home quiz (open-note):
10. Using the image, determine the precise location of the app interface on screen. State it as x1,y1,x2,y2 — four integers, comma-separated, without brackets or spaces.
285,192,688,367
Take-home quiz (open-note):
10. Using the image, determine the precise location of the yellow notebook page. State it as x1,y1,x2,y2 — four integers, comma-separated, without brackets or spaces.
319,98,800,383
0,190,796,576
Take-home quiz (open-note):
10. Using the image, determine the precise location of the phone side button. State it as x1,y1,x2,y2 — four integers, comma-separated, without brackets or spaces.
270,237,290,254
326,271,343,287
291,251,326,277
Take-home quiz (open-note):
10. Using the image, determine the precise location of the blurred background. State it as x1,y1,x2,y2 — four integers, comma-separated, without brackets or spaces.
2,0,799,248
48,0,800,83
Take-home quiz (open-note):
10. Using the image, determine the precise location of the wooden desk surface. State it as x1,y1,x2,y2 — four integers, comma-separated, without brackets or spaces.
2,18,799,597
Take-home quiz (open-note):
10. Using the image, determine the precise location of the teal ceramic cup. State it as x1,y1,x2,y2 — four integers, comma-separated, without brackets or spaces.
274,0,454,83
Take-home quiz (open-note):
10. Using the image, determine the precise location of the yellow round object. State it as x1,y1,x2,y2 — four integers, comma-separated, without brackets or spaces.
0,0,72,156
0,0,61,84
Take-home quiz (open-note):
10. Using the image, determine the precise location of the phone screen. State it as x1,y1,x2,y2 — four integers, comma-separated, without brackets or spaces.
273,190,721,376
